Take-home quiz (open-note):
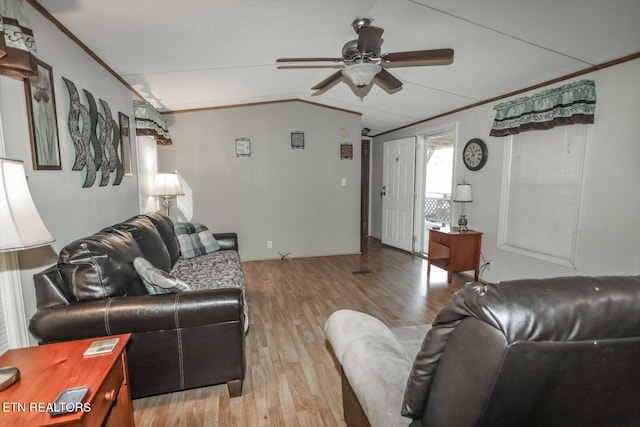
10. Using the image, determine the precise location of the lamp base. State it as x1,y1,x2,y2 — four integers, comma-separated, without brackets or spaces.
458,214,469,231
161,196,173,216
0,366,19,391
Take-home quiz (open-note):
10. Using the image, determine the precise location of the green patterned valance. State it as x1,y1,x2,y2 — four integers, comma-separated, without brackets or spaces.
490,80,596,137
134,100,172,145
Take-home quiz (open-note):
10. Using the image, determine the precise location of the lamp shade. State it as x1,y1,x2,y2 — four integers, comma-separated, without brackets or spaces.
0,158,54,252
150,173,185,197
453,183,473,202
341,63,381,88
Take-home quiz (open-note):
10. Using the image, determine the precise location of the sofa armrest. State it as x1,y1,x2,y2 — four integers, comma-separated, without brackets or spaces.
325,310,415,427
213,232,238,251
29,288,244,343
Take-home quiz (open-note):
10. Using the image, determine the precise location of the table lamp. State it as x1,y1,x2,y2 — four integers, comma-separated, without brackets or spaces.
0,158,54,390
150,172,185,216
453,182,472,231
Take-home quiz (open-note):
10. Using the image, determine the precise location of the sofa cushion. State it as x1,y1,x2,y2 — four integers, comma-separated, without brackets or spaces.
174,222,220,258
170,250,248,331
133,257,192,294
108,215,171,272
146,211,181,266
58,229,147,301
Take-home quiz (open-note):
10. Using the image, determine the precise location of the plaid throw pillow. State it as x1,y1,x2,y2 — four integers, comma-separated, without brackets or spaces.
133,257,192,294
174,222,220,258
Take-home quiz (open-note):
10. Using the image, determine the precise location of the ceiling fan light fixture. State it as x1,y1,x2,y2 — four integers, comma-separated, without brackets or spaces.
341,63,381,88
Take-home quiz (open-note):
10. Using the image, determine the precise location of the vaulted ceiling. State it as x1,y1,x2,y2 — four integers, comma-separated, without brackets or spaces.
35,0,640,135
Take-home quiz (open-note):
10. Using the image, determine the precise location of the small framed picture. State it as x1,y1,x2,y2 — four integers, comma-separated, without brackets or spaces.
340,143,353,160
236,137,251,157
291,131,305,149
119,112,133,175
25,59,62,170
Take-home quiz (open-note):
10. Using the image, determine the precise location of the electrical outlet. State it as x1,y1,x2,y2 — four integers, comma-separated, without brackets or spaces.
267,240,273,249
485,262,491,271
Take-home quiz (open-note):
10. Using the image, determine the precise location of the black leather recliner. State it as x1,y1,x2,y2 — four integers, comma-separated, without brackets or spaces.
328,275,640,427
29,211,246,399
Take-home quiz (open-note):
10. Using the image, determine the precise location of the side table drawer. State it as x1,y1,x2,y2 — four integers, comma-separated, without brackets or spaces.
430,230,452,246
84,356,124,427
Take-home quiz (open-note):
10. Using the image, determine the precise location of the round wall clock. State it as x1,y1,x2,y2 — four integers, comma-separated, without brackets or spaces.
462,138,488,171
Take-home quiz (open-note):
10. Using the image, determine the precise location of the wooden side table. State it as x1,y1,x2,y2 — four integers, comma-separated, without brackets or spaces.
0,333,134,426
427,227,483,283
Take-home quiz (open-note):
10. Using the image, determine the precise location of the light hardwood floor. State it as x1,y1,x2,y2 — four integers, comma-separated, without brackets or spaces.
133,238,468,426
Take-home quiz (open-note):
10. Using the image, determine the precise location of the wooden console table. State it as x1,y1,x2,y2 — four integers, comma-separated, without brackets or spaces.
427,227,483,283
0,333,134,426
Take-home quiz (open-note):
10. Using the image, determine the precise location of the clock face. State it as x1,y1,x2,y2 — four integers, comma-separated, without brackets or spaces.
463,138,488,171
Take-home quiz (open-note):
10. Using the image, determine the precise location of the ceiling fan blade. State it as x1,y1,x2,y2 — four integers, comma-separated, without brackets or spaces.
374,69,402,91
382,48,454,66
311,70,344,90
277,65,343,70
357,26,384,54
276,57,343,63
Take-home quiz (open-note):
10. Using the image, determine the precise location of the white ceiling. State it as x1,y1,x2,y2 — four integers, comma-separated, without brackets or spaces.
36,0,640,135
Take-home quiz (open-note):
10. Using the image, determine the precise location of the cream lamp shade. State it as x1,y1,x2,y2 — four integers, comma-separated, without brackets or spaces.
150,173,185,197
150,172,185,216
453,183,473,202
0,158,54,252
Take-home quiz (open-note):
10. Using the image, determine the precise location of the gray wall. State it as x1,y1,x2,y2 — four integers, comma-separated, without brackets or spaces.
373,58,640,282
160,102,362,260
1,3,141,344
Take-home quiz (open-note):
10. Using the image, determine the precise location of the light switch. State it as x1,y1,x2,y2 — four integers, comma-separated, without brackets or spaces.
341,178,347,187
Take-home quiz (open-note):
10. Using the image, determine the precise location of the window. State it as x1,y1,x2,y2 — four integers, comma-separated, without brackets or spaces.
498,125,589,267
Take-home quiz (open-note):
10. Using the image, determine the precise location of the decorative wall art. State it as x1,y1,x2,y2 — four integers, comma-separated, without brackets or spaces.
62,76,94,185
236,137,251,157
340,143,353,160
25,59,62,170
291,131,304,149
62,76,123,188
119,112,133,175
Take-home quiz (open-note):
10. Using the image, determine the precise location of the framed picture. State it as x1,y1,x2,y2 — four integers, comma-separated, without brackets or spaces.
236,137,251,157
340,143,353,159
25,59,61,170
119,112,133,175
291,131,305,149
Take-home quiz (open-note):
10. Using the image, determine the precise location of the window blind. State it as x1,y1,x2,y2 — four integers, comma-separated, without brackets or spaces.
499,125,588,267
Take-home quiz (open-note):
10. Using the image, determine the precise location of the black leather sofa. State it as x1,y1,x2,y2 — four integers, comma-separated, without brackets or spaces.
29,211,246,399
326,275,640,427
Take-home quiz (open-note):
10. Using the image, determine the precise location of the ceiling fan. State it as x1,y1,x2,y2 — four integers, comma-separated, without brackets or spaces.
276,17,454,94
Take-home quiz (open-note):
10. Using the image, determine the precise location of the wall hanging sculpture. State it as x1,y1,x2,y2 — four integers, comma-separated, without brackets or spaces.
62,77,123,187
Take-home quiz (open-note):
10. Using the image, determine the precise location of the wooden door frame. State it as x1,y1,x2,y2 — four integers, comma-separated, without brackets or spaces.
360,139,370,237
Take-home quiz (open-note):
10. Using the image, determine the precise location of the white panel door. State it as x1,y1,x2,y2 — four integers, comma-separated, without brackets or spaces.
382,137,416,251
